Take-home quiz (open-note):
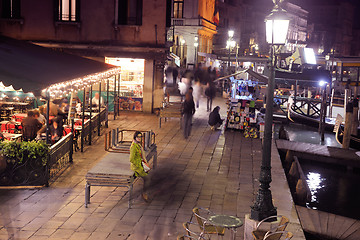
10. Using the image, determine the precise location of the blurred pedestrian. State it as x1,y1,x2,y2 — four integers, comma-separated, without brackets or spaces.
192,81,202,108
33,109,45,125
205,82,216,112
208,106,223,131
21,110,42,141
182,92,195,139
49,116,63,144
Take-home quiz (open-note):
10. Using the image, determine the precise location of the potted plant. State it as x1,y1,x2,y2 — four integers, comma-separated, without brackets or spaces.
0,140,49,185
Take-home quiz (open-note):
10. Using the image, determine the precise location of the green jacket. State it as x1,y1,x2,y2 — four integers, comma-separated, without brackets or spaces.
129,141,148,177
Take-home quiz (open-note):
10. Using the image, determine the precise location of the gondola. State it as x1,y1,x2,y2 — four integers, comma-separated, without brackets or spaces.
335,124,360,150
287,103,360,150
287,104,336,131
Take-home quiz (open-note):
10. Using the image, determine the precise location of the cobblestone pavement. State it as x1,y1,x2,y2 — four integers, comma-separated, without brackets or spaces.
0,95,304,239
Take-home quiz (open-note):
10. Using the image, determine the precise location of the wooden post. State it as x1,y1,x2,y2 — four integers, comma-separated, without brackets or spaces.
342,102,353,149
352,98,359,136
318,88,326,141
329,88,334,118
344,89,350,118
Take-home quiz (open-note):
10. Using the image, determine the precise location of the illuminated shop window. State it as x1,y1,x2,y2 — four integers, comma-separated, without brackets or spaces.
105,57,145,111
1,0,21,19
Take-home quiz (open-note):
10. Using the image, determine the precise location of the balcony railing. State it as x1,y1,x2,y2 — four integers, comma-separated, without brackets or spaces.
171,17,201,26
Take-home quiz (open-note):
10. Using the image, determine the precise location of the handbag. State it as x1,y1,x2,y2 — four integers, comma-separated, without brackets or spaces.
142,160,150,172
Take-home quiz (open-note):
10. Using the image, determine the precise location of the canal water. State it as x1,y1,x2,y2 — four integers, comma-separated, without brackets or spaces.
275,123,360,220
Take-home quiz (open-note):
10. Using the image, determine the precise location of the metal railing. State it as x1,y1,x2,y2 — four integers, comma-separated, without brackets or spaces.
46,132,73,185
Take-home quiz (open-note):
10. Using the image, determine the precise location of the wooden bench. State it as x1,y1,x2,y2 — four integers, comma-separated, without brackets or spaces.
159,101,182,128
85,129,157,208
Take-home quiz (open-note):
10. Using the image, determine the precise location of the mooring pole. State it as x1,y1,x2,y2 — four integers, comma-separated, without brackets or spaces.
342,102,353,149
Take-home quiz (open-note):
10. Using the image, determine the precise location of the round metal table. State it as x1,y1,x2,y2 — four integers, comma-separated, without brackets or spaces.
208,215,243,240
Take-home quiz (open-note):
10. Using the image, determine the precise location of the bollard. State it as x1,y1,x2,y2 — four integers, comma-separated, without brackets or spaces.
284,150,294,171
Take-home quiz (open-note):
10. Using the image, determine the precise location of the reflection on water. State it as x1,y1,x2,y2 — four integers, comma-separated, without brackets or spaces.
301,162,360,220
276,122,360,220
305,172,325,208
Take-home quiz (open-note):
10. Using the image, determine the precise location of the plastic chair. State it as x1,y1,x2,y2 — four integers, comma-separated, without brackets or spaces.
182,222,208,240
252,215,289,240
192,207,225,236
264,231,293,240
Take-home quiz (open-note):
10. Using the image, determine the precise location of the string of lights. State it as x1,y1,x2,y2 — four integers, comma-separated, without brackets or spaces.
42,67,122,99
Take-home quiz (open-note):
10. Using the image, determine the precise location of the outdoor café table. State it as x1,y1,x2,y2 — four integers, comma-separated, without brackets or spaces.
207,214,243,240
2,132,22,141
12,113,27,122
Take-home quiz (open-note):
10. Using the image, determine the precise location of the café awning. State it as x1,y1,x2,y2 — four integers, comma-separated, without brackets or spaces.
0,35,117,96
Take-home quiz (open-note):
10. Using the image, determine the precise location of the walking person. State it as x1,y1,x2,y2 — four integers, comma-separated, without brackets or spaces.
192,81,202,108
182,92,195,139
205,82,216,112
129,131,152,202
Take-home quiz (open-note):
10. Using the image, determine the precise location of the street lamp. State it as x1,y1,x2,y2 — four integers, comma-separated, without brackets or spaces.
194,36,199,66
250,0,289,221
226,30,236,73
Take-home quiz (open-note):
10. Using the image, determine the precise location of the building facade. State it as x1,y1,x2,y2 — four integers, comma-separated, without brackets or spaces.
167,0,217,69
0,0,167,113
306,0,354,56
283,1,308,52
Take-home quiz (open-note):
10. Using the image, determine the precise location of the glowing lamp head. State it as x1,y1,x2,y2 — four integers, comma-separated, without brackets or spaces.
265,1,290,45
318,80,327,87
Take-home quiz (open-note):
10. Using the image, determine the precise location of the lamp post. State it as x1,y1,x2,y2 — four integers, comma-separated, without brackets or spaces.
250,0,290,221
226,30,236,74
194,36,199,66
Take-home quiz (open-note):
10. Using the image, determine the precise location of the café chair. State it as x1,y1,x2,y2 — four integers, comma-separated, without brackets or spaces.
264,231,293,240
182,222,208,240
177,234,207,240
252,215,289,240
192,207,225,237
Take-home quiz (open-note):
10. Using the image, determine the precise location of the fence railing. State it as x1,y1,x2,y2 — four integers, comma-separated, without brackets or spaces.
46,132,73,185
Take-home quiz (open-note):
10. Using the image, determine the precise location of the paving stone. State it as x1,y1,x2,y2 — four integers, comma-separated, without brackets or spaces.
0,96,306,239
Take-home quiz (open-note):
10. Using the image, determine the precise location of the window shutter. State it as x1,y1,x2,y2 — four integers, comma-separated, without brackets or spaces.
2,0,11,18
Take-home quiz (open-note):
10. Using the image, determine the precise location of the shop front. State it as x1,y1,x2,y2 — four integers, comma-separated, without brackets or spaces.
105,57,144,111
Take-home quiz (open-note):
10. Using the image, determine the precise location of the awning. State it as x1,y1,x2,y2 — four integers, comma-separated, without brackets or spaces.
214,69,268,83
0,35,116,96
264,68,331,83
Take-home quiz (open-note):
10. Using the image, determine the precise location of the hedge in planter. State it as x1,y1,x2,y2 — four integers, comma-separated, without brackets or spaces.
0,140,49,186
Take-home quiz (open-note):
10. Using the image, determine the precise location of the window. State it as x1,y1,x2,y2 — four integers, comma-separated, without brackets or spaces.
1,0,21,19
55,0,79,22
117,0,143,25
173,0,183,18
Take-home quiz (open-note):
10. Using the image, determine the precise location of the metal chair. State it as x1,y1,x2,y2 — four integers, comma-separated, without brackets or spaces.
177,234,207,240
192,207,225,237
252,215,289,240
182,222,208,240
264,231,293,240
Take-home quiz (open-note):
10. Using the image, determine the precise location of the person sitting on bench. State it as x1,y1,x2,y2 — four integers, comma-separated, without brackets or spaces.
208,106,224,131
129,131,151,202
